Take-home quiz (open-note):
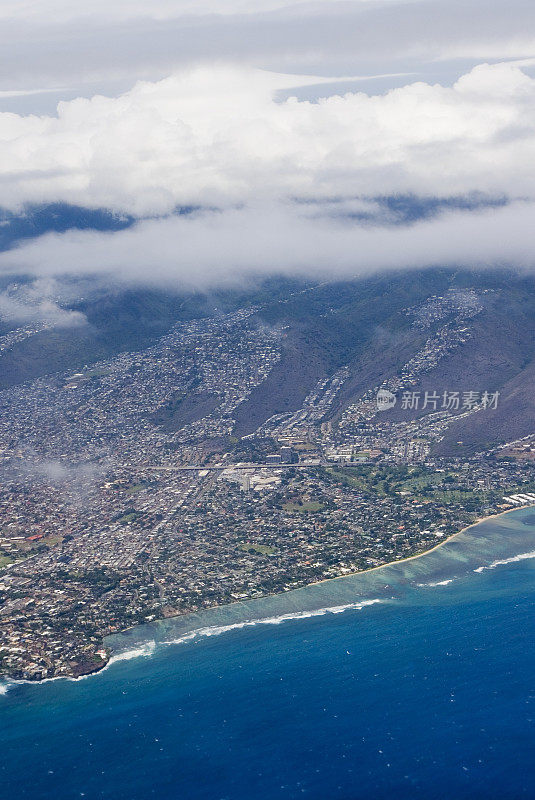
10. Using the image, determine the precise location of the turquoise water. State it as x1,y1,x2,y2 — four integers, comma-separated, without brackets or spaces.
2,508,535,799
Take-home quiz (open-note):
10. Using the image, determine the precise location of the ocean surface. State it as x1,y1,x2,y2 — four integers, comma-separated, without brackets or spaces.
2,508,535,800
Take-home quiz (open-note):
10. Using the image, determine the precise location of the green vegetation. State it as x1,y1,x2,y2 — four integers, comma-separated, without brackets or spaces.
238,542,279,555
322,464,497,510
115,509,144,524
324,464,414,496
125,483,147,494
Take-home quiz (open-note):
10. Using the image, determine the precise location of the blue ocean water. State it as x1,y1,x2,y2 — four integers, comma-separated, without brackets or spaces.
2,509,535,800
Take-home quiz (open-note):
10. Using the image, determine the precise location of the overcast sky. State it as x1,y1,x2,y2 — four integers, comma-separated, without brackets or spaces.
2,0,535,99
1,0,535,303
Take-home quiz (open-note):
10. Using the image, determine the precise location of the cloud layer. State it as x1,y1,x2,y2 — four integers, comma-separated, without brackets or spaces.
2,5,535,307
2,0,535,98
2,200,535,291
0,0,368,22
0,278,87,327
2,62,535,215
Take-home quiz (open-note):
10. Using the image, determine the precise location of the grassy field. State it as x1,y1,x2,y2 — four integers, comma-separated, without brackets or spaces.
324,464,497,507
117,511,141,524
125,483,146,494
238,543,279,555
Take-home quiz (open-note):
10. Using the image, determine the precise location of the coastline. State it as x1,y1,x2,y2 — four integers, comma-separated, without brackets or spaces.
306,504,535,589
6,511,535,800
6,504,534,686
102,504,535,666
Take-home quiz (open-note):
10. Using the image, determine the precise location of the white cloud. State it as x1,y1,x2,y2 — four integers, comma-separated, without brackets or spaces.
2,6,535,302
2,62,535,215
0,278,86,327
2,200,535,291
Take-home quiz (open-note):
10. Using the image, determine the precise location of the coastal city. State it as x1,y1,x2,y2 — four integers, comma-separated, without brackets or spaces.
4,8,535,797
1,290,534,680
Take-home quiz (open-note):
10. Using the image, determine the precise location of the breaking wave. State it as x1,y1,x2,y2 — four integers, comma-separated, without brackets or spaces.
160,599,385,648
108,642,156,665
416,579,455,587
82,601,386,673
474,550,535,573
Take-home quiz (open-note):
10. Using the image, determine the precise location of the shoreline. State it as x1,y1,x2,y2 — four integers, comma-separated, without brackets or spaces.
5,503,533,688
101,504,534,661
305,504,535,589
